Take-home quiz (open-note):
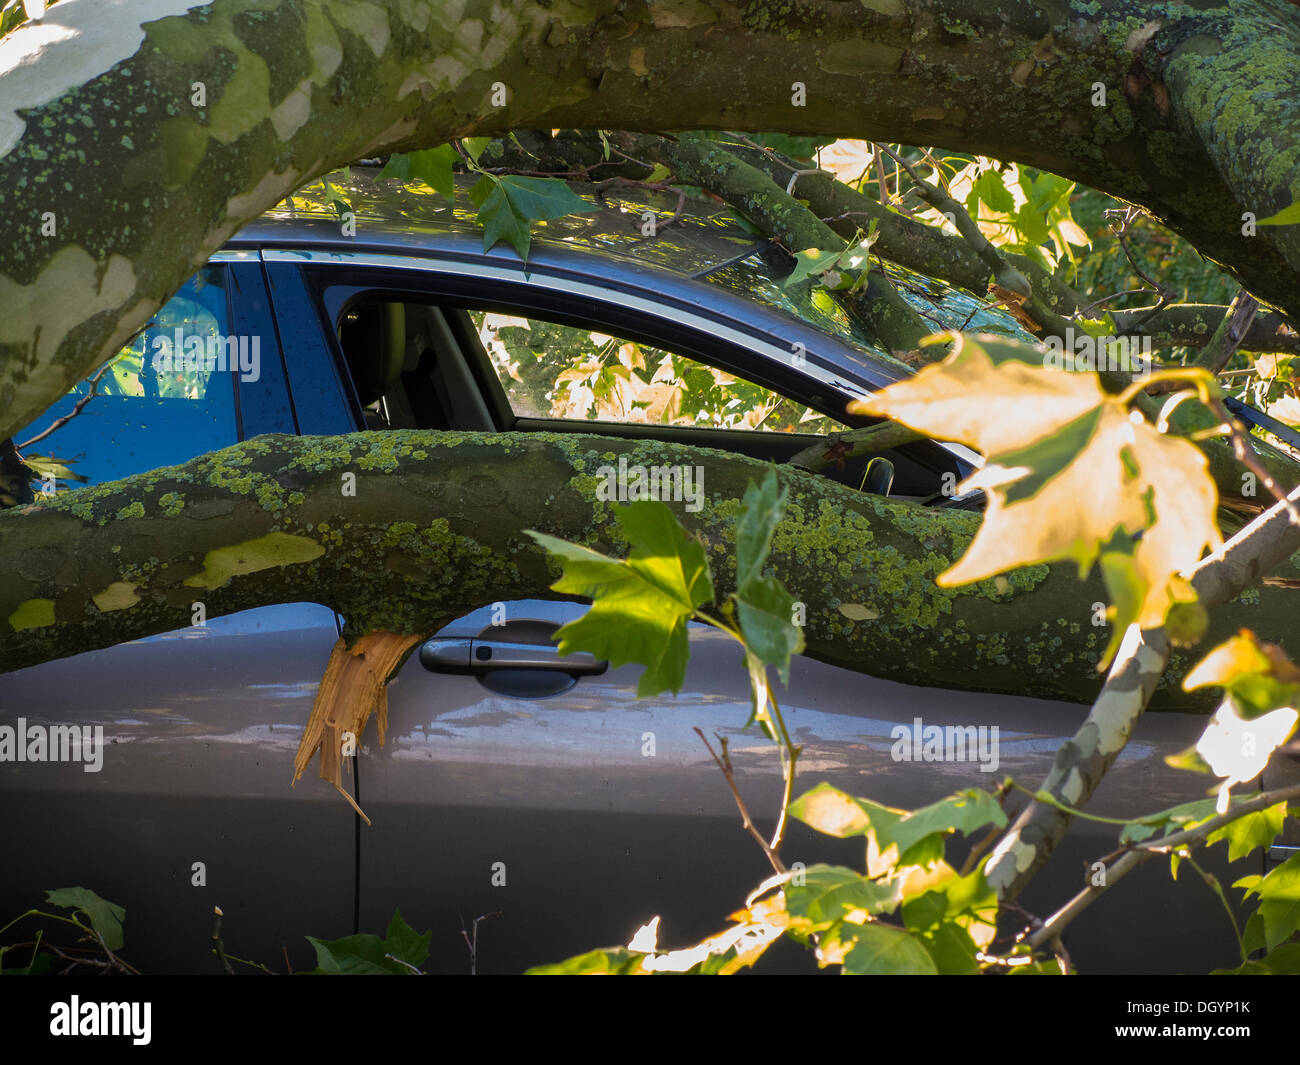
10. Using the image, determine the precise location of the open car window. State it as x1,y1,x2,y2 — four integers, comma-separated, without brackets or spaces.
471,310,848,435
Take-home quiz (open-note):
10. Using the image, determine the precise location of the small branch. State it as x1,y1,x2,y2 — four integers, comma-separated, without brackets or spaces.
460,910,501,976
694,727,786,875
211,905,234,975
1026,783,1300,949
1193,289,1260,374
17,360,113,450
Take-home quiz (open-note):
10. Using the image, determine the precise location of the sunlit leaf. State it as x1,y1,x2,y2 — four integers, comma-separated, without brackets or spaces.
469,174,597,261
526,501,714,696
1206,801,1288,862
852,333,1221,668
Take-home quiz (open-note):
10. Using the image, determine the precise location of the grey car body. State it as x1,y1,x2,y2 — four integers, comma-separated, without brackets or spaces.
0,170,1280,974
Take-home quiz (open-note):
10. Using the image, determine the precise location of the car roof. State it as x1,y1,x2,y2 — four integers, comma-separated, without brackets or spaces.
230,166,770,277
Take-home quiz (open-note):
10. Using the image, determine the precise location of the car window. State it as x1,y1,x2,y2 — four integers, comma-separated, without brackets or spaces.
472,310,848,434
15,266,240,491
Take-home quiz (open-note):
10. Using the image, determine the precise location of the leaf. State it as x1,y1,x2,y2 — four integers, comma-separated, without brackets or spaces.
735,575,804,684
644,163,672,185
1119,796,1220,844
44,888,125,952
470,174,597,261
852,333,1220,668
526,501,714,696
783,865,906,927
460,136,492,163
383,908,433,967
306,921,431,974
901,868,997,973
826,921,939,975
734,469,784,588
881,790,1008,860
789,781,902,840
783,247,842,289
1242,854,1300,948
1206,802,1288,862
379,145,457,200
970,168,1015,214
1183,629,1300,718
1195,701,1298,812
1259,201,1300,227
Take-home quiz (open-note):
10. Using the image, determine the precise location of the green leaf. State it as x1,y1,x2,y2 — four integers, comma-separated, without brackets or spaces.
1259,201,1300,227
526,501,714,696
827,921,939,975
644,163,672,185
783,864,906,927
1243,853,1300,951
470,174,597,261
1206,802,1288,862
383,908,433,967
881,789,1008,860
379,145,457,200
734,469,784,588
970,168,1015,214
735,575,804,686
305,907,432,974
461,136,492,164
1119,797,1219,844
44,887,125,952
783,247,842,289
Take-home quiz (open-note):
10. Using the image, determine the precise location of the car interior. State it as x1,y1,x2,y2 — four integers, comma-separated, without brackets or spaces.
330,293,967,504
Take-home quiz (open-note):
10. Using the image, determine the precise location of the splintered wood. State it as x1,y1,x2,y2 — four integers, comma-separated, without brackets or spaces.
292,632,423,824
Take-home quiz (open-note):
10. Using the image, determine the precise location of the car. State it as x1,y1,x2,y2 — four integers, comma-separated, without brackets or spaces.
1,167,1285,974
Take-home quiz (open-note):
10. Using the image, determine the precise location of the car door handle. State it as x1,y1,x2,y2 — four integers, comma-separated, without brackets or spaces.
419,637,608,676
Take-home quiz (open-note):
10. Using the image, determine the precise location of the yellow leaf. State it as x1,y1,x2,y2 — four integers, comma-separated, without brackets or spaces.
852,334,1220,666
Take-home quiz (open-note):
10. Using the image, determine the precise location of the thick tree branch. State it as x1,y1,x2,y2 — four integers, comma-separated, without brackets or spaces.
986,483,1300,901
6,0,1300,442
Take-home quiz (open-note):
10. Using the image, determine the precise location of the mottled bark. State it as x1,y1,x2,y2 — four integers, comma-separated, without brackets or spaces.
3,430,1298,712
4,0,1300,441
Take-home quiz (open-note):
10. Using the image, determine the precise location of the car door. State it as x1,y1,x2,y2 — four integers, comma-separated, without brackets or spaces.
0,259,354,973
280,250,1250,974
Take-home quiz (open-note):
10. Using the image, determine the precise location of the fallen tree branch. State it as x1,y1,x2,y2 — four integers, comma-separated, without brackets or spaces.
986,482,1300,901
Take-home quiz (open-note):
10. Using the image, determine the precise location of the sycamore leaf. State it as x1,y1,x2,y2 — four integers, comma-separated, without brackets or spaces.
851,333,1220,668
44,887,125,952
1183,629,1300,718
1206,801,1288,862
731,471,804,683
969,167,1015,214
378,145,457,200
526,501,714,696
469,174,597,261
823,920,938,975
781,864,906,927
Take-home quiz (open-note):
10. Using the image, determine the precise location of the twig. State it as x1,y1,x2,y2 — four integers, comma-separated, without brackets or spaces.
693,727,786,875
211,906,234,975
459,910,501,976
1026,782,1300,949
17,360,113,450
